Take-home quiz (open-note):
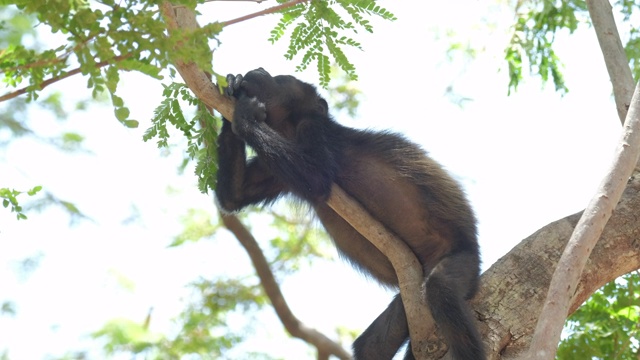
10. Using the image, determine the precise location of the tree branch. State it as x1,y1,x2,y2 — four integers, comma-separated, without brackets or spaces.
221,0,309,27
0,54,132,103
470,173,640,359
208,0,267,2
220,214,351,359
522,1,640,357
328,186,433,358
586,0,635,124
527,80,640,359
160,3,235,118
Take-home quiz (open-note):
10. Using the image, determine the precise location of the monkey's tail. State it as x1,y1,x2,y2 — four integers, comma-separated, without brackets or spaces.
425,252,485,360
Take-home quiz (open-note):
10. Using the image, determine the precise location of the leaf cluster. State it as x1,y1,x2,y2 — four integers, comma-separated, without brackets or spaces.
1,1,222,127
506,0,640,94
326,64,362,117
558,271,640,359
92,277,266,359
2,187,87,227
169,208,219,247
265,208,331,274
0,186,42,220
0,91,91,159
143,82,219,193
170,205,331,274
506,0,587,94
269,0,396,87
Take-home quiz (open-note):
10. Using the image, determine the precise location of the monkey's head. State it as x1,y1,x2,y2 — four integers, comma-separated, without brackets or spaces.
237,68,329,132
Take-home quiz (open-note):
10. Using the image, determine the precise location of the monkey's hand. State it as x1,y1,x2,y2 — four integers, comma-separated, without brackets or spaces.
225,73,267,138
225,73,243,98
233,96,266,137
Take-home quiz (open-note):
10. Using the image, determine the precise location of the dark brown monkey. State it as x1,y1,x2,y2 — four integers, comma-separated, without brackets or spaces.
215,68,484,360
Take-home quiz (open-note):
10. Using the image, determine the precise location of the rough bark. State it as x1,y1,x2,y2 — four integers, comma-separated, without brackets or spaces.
469,176,640,359
159,2,234,118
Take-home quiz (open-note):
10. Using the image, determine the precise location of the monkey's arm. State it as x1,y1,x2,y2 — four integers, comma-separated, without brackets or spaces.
216,119,285,211
232,95,338,202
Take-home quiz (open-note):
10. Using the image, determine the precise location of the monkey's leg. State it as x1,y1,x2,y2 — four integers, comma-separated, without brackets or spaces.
424,251,484,360
353,294,409,360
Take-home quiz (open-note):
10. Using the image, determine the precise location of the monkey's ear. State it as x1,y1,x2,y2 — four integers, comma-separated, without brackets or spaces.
318,98,329,115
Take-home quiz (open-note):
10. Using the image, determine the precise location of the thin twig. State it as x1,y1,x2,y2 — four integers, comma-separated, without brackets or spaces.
0,54,132,103
221,0,308,27
221,214,351,359
0,30,103,76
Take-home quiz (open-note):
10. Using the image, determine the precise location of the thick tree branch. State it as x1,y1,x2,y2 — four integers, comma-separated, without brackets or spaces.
528,81,640,359
586,0,635,124
160,3,234,118
470,173,640,359
220,214,351,359
161,3,432,357
521,1,640,357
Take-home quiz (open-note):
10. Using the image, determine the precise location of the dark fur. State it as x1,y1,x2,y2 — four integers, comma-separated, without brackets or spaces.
216,68,484,359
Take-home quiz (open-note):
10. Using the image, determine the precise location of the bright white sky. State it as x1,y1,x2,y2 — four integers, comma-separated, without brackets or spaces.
0,1,627,359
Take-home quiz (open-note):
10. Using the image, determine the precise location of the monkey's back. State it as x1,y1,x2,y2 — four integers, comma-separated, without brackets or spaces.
313,127,478,287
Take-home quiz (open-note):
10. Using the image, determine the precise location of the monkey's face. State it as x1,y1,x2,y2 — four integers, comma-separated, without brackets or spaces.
236,68,330,141
238,68,277,101
241,68,310,107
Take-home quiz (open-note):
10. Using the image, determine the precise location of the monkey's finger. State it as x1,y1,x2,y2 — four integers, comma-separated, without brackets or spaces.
233,74,243,92
225,74,236,96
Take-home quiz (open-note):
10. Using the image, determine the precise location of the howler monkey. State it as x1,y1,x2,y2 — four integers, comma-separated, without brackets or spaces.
215,68,484,360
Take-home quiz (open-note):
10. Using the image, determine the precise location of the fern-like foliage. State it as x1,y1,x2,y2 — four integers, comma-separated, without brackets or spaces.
269,0,396,87
504,0,640,94
1,0,222,127
505,0,587,95
505,0,640,93
144,82,219,194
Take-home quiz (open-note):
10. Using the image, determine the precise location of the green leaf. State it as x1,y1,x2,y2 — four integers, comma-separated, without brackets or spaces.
114,107,130,121
123,119,139,128
105,65,120,94
269,0,395,86
111,94,124,107
1,301,16,316
27,186,42,196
